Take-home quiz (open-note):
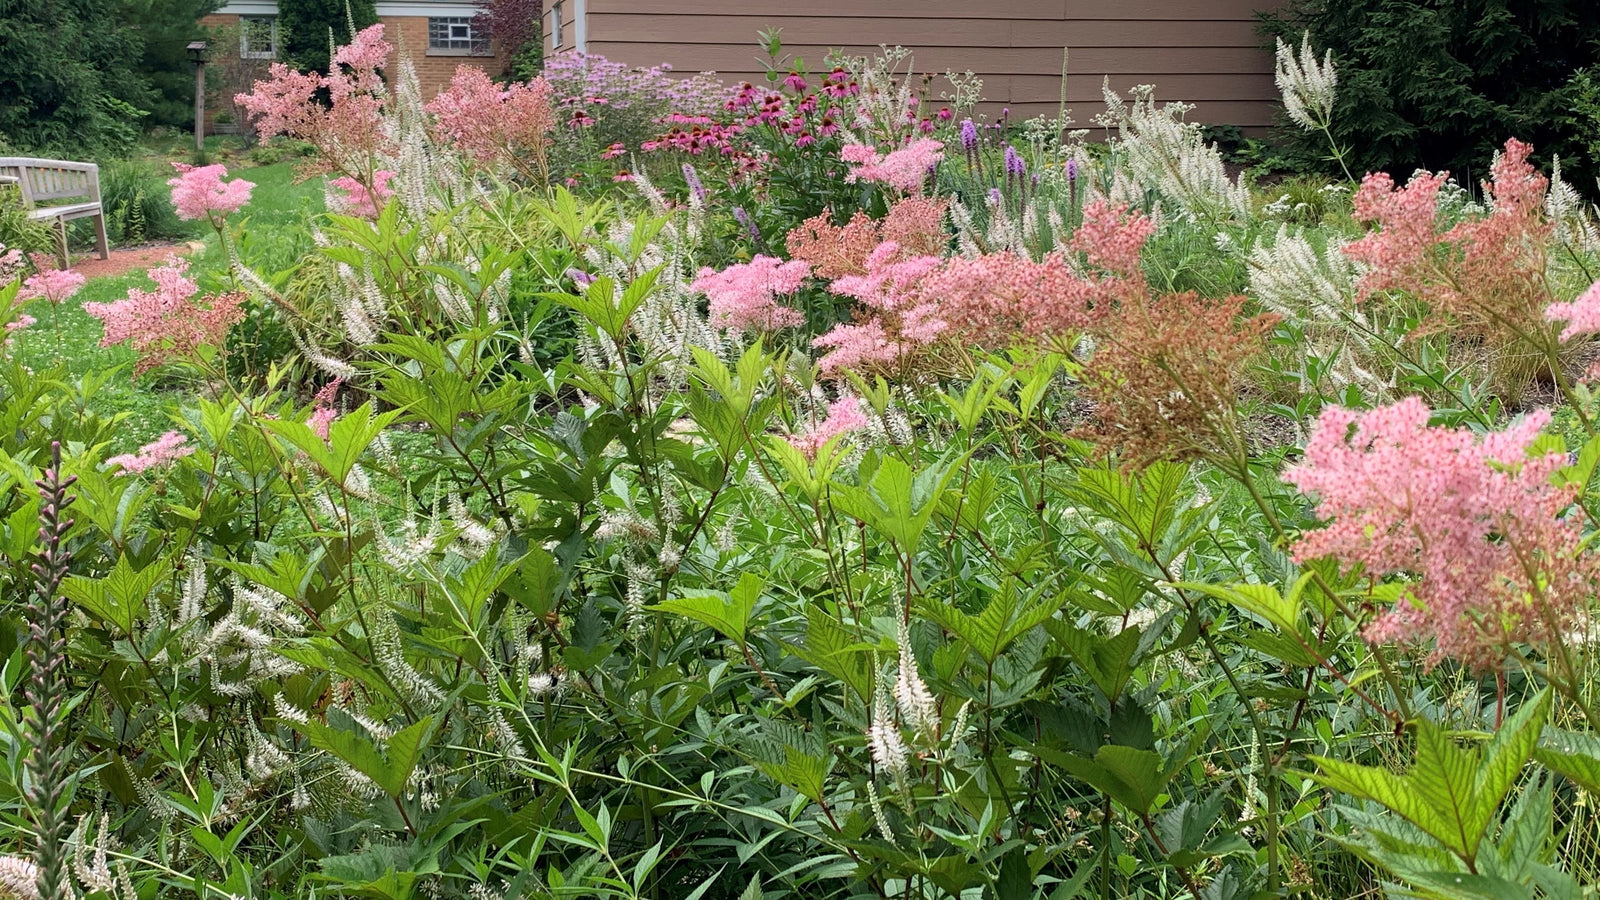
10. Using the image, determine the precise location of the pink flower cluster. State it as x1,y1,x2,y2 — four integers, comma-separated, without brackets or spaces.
691,255,810,332
840,139,944,193
107,431,195,475
1545,280,1600,342
1343,139,1554,341
787,396,870,459
1286,397,1591,669
329,170,396,218
814,242,946,374
83,257,247,375
427,67,554,179
168,163,254,222
308,378,343,440
19,268,87,305
235,25,394,181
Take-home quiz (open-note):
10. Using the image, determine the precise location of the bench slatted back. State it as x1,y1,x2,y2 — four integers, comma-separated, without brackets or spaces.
0,158,101,206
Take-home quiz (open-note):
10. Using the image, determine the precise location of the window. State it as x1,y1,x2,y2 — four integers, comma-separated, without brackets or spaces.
240,15,277,59
550,2,562,48
427,17,489,55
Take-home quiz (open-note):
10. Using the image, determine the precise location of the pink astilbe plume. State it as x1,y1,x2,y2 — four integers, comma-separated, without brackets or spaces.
82,257,247,375
787,396,871,459
1286,397,1592,669
786,198,948,281
19,269,86,305
1343,170,1449,303
106,431,195,475
428,67,554,182
927,253,1099,349
840,139,944,193
1546,280,1600,342
168,163,254,222
1069,200,1158,278
691,255,809,332
329,170,396,218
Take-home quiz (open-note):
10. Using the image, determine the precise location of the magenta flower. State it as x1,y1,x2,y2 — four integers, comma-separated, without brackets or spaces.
106,431,195,475
19,269,86,305
168,163,254,222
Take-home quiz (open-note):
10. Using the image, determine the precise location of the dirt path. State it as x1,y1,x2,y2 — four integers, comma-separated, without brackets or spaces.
65,241,205,280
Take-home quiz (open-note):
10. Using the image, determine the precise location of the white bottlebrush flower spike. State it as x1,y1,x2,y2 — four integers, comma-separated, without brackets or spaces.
1275,33,1338,132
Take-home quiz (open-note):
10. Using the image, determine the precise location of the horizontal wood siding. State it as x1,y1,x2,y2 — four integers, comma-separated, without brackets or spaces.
581,0,1282,127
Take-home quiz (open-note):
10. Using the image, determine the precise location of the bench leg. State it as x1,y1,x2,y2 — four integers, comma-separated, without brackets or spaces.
53,218,69,270
93,212,109,260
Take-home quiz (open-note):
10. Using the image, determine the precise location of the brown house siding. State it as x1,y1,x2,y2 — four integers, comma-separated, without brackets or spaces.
565,0,1283,128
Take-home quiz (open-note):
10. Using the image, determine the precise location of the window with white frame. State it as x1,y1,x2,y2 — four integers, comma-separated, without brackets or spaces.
550,1,562,48
240,15,277,59
427,17,489,55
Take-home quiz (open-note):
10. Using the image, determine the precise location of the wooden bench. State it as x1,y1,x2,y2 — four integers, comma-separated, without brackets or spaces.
0,157,110,267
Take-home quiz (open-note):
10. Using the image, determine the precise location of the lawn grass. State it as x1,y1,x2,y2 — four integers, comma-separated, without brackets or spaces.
15,160,324,454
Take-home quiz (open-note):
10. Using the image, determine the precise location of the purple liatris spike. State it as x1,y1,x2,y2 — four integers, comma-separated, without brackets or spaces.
681,163,707,203
988,188,1002,206
1004,145,1026,177
1065,158,1079,181
960,118,978,151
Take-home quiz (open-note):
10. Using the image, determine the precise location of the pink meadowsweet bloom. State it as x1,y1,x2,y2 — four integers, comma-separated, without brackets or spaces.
1546,281,1600,342
840,139,944,192
926,252,1101,348
308,378,343,439
82,257,247,375
329,170,396,218
1286,397,1592,669
236,26,394,178
427,67,555,180
19,268,87,305
788,396,870,459
6,314,35,333
1069,200,1158,277
106,431,195,475
167,163,254,221
1343,170,1450,302
814,242,946,375
691,255,810,332
332,23,391,75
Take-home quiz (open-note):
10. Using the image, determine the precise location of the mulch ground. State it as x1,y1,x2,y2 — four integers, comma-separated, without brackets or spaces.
61,241,204,280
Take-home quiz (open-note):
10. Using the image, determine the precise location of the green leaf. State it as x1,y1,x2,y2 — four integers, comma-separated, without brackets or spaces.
1051,745,1178,815
61,554,170,634
1311,690,1549,865
650,571,764,646
293,715,434,798
1534,728,1600,794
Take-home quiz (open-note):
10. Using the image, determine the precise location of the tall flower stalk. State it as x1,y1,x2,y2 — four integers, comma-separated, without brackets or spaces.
25,442,77,900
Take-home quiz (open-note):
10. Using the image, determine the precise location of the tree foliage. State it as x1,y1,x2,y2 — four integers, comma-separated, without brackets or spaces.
276,0,379,75
0,0,151,154
1260,0,1600,185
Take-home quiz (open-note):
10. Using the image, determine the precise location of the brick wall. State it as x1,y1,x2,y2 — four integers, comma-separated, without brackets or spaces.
382,16,511,97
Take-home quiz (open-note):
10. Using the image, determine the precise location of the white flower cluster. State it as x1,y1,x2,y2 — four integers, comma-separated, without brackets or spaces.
1275,33,1338,132
1097,81,1249,222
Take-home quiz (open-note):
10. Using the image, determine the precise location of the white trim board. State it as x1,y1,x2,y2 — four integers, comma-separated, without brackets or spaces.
215,0,480,16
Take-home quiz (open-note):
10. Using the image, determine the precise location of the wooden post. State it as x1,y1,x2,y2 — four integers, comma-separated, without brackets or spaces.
189,41,209,153
194,61,205,151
